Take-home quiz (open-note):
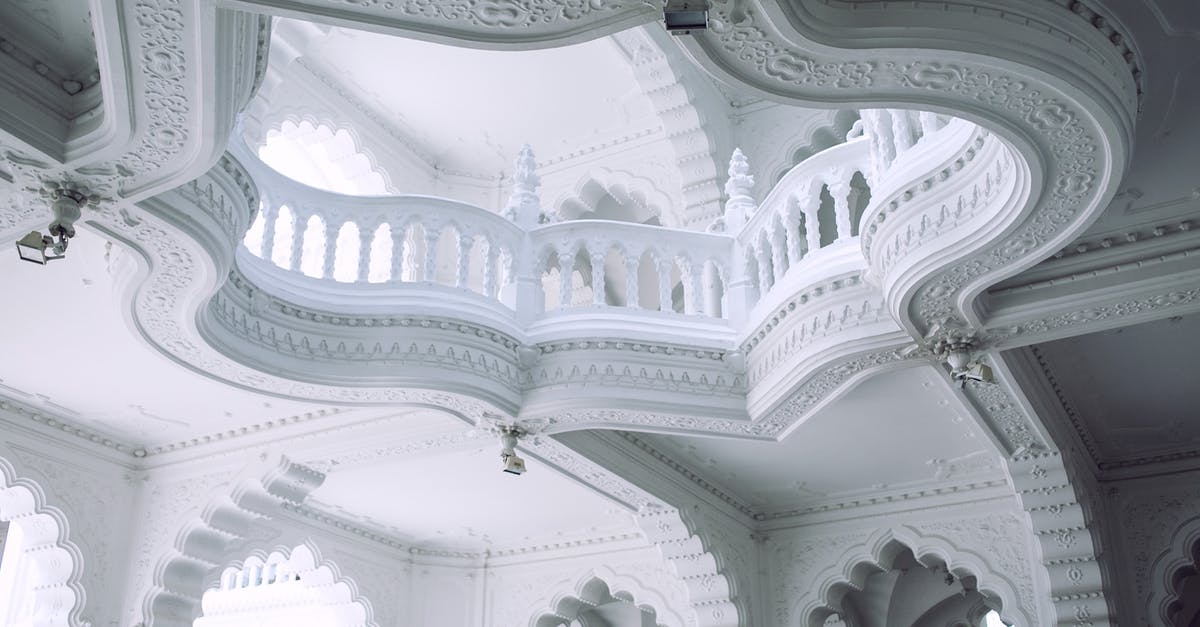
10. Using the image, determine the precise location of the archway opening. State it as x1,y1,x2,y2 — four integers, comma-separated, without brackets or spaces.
194,543,374,627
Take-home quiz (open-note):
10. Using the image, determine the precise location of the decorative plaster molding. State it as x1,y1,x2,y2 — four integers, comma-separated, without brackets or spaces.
0,35,101,96
792,523,1039,627
0,454,88,627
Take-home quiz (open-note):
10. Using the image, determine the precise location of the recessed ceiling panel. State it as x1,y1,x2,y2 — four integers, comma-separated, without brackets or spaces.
1032,313,1200,467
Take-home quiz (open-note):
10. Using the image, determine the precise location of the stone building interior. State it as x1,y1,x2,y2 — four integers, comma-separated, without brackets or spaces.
0,0,1197,625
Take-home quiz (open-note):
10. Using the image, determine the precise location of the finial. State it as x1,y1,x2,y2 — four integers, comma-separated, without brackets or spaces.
513,144,540,193
724,148,754,199
505,144,542,227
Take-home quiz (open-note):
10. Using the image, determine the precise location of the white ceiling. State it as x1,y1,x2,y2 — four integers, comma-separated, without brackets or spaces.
1074,0,1200,234
0,0,97,80
1034,313,1200,466
0,229,342,448
290,21,662,180
639,366,1002,513
311,436,638,551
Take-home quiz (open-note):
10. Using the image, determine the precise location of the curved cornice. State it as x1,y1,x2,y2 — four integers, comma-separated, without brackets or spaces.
678,0,1135,339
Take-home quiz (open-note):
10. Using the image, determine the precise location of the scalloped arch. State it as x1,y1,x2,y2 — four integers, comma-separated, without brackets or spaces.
0,455,86,627
532,566,688,627
139,456,325,627
198,540,376,627
1148,514,1200,627
797,526,1033,627
557,168,678,227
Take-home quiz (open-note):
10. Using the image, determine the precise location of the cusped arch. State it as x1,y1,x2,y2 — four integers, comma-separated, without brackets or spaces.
255,117,394,196
197,541,375,627
140,456,325,627
1148,514,1200,627
0,455,86,627
557,168,678,226
798,526,1032,627
533,567,688,627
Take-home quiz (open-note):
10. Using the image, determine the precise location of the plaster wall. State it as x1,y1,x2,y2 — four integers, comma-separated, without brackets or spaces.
759,495,1041,627
0,404,138,627
1104,467,1200,627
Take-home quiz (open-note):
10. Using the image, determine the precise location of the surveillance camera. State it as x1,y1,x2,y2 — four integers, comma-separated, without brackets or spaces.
501,452,526,475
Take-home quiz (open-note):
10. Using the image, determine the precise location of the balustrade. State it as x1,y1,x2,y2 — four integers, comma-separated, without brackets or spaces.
233,109,972,327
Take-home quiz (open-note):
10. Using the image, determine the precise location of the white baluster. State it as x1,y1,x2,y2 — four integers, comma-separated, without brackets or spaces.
754,245,772,293
703,262,723,318
403,226,420,282
356,222,374,282
321,220,339,279
891,109,916,153
624,255,640,309
657,257,673,313
389,223,406,282
557,246,574,309
828,176,853,241
801,198,821,254
288,209,307,271
422,226,440,283
455,233,471,288
683,259,703,315
259,202,279,262
784,210,803,266
769,226,787,282
482,240,498,297
919,110,939,138
590,247,606,306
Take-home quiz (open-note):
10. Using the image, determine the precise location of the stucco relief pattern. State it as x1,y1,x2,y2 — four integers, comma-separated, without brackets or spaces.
6,446,129,627
123,467,239,624
1111,476,1200,626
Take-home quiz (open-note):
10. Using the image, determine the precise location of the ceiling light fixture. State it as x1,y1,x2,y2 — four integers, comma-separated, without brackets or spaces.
498,425,527,476
932,337,995,387
15,184,96,265
664,0,708,35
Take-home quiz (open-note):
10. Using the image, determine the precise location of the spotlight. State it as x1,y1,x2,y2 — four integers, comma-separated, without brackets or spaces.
931,337,995,388
664,1,707,35
15,230,66,264
498,426,527,476
14,184,92,265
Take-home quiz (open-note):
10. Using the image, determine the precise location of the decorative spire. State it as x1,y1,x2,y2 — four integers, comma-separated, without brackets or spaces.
724,148,754,200
505,144,543,227
720,148,757,232
513,144,540,194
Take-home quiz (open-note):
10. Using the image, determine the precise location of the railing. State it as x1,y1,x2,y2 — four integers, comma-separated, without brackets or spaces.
231,109,974,329
530,220,731,317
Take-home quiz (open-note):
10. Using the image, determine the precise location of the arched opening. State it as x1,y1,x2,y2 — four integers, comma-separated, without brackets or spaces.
258,120,391,196
194,542,375,627
332,222,360,283
366,223,392,283
534,576,670,627
826,548,1000,627
271,205,296,269
0,458,83,627
847,171,872,236
299,215,326,278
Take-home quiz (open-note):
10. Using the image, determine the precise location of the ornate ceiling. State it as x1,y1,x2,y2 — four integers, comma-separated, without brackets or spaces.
0,0,1197,625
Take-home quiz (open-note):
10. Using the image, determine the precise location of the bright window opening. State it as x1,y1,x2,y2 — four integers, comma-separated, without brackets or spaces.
259,120,391,196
